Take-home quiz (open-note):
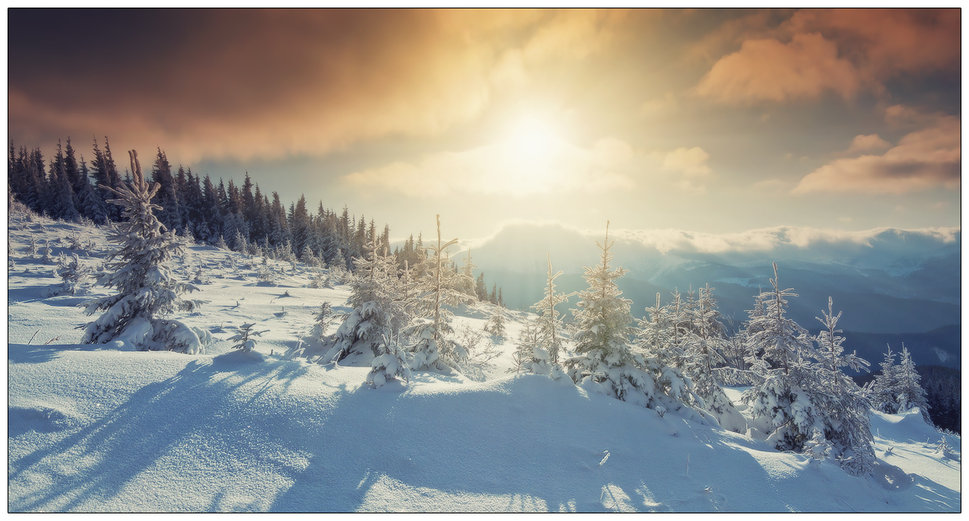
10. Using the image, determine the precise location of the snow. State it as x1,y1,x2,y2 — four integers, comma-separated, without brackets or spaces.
5,214,961,512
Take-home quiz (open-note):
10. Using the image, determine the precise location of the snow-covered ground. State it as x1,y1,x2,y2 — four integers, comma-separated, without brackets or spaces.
6,213,961,512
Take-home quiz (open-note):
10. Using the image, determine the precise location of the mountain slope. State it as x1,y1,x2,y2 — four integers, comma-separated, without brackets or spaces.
6,212,961,512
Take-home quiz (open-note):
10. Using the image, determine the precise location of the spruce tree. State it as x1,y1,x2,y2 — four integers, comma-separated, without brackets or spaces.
895,344,931,423
483,308,506,339
565,222,696,412
744,268,876,475
743,263,817,450
680,283,745,432
530,255,568,364
327,237,409,364
404,215,474,371
810,297,876,474
82,150,203,353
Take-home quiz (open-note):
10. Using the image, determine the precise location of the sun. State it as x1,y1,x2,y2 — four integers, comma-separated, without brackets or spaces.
505,115,562,161
492,114,569,195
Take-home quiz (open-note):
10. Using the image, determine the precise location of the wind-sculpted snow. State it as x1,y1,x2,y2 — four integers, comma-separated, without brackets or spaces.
6,212,961,512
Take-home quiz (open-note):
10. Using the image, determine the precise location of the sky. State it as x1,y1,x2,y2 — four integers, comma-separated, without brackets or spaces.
7,8,962,241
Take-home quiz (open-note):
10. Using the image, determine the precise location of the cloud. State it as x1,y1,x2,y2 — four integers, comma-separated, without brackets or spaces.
615,225,959,255
661,146,712,190
695,9,959,105
845,134,890,154
342,136,636,198
8,9,631,163
695,32,861,104
793,114,959,195
783,9,959,80
751,177,792,193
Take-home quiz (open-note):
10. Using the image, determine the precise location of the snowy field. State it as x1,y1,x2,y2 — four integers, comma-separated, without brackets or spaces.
6,213,961,512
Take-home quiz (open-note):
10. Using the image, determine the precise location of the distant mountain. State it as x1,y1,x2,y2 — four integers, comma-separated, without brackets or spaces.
466,222,960,364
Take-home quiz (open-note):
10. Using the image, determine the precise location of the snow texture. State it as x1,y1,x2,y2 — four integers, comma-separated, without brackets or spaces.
6,211,960,512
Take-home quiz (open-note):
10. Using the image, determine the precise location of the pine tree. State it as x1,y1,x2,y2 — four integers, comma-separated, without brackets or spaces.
327,237,409,364
483,308,506,339
743,267,875,475
404,215,474,371
82,150,203,353
475,272,488,301
809,297,876,475
54,253,91,295
679,283,746,433
565,222,696,412
895,344,931,423
867,345,899,413
459,249,477,297
311,301,335,343
742,263,817,451
229,323,264,352
530,255,568,364
510,322,540,374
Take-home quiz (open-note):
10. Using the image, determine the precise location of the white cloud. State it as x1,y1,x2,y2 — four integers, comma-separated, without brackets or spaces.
614,225,959,255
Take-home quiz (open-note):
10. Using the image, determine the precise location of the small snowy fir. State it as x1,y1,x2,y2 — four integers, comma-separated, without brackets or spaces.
483,308,506,340
81,150,204,354
229,323,264,352
54,253,91,295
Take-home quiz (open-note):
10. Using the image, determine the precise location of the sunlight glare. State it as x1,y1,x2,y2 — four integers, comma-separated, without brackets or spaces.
495,115,568,195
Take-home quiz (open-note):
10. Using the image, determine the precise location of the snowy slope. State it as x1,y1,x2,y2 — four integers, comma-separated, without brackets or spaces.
6,213,961,512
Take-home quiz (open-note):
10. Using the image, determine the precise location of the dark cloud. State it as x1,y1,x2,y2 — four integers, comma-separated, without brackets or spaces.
9,9,510,161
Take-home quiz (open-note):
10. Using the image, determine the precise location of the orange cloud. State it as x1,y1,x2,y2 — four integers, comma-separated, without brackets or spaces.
696,9,959,105
695,32,860,104
793,114,959,195
845,134,890,154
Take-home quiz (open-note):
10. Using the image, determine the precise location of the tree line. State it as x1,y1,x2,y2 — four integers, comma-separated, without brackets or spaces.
7,137,504,304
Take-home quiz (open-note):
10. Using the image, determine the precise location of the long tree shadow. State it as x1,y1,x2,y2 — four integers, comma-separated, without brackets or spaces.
8,344,61,364
8,353,313,512
268,375,788,512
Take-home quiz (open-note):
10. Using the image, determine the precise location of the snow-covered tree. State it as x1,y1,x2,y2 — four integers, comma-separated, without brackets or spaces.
530,255,568,364
640,289,689,371
82,150,204,353
677,284,746,432
743,263,818,451
895,344,931,422
229,323,264,352
308,269,332,289
458,249,477,297
564,222,696,412
809,297,875,475
367,333,410,388
744,267,875,475
311,301,335,343
300,245,319,267
54,253,91,295
483,308,506,339
510,322,540,374
867,345,899,413
404,215,474,371
327,237,409,364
